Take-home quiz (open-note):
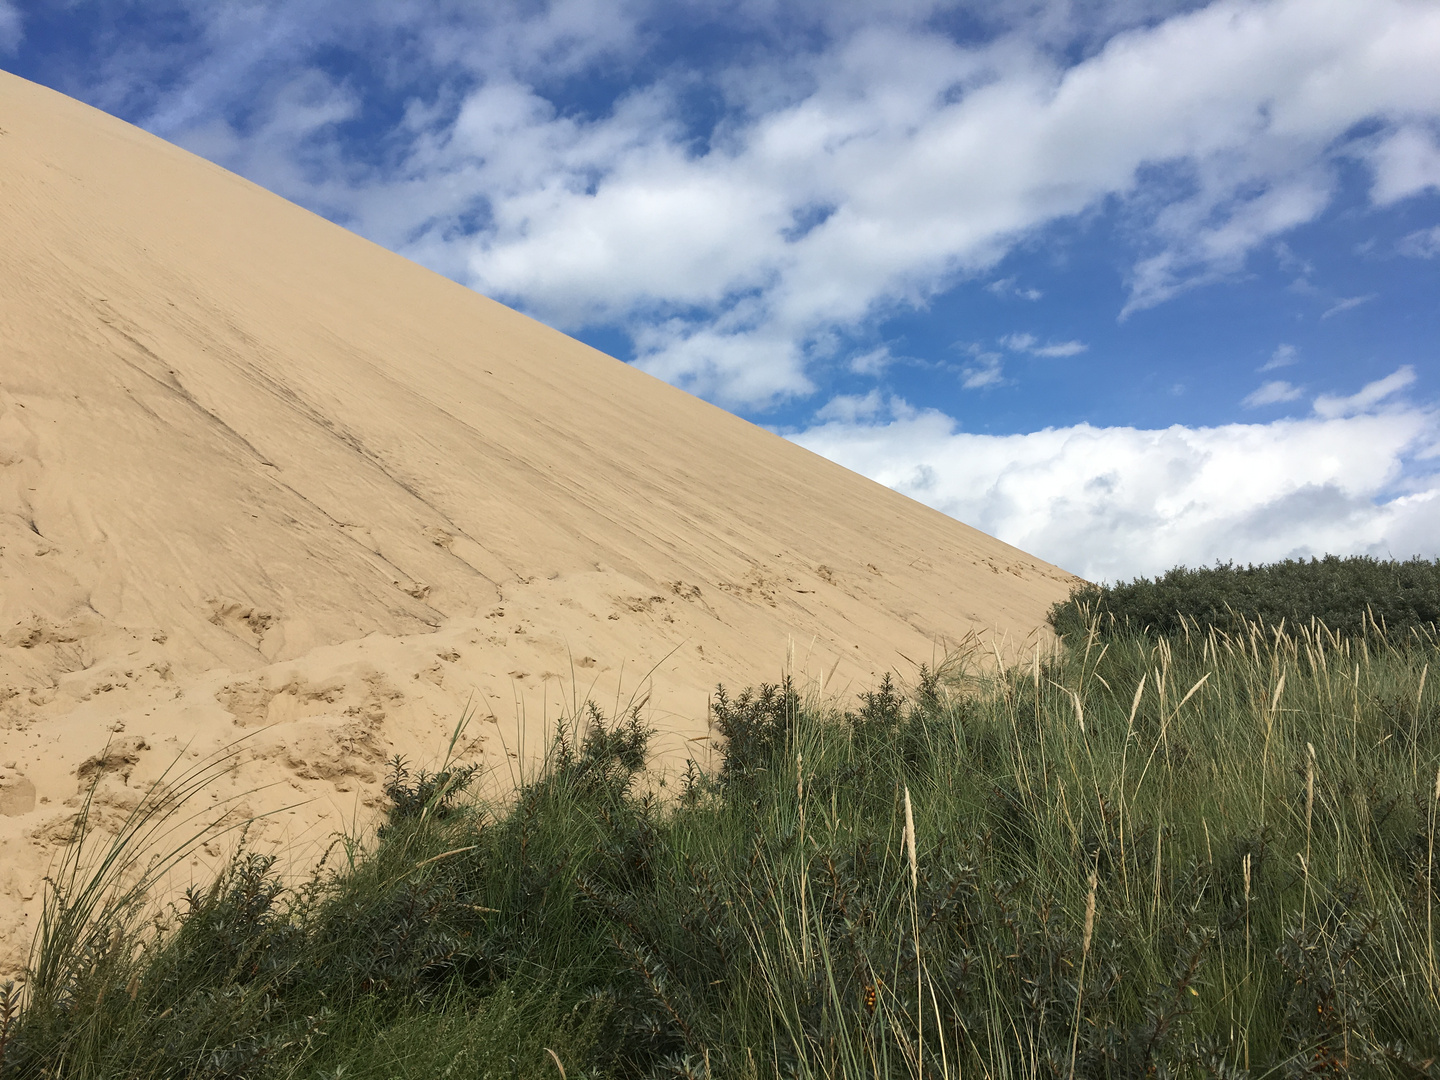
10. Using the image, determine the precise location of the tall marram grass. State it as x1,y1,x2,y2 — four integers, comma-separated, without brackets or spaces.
5,617,1440,1078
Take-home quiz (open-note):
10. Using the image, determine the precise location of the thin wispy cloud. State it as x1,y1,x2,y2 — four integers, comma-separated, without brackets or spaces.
1313,365,1415,419
1399,225,1440,259
0,1,21,54
961,351,1006,390
1242,380,1303,408
1001,333,1088,358
986,276,1043,300
1261,343,1299,371
847,346,892,376
1321,294,1378,319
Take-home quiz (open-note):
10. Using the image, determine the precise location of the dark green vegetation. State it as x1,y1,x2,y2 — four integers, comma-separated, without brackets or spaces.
1050,556,1440,643
6,618,1440,1077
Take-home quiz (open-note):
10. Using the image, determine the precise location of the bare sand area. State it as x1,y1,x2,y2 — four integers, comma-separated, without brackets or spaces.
0,70,1079,977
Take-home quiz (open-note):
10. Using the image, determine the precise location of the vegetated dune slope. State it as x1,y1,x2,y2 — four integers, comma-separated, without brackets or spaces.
0,70,1078,975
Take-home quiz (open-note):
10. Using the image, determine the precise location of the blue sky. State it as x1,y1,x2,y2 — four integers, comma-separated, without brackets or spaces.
3,0,1439,580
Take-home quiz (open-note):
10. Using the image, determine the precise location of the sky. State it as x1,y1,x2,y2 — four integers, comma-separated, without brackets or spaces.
3,0,1439,581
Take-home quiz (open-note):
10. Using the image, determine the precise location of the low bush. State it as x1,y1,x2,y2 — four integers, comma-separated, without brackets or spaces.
1050,555,1440,643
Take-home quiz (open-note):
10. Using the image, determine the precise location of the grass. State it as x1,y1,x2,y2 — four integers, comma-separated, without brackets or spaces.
4,615,1440,1078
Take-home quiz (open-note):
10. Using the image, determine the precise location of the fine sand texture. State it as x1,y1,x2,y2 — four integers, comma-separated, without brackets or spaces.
0,69,1080,977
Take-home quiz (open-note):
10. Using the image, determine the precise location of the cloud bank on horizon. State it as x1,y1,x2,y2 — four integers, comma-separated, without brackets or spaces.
4,0,1440,580
795,368,1440,581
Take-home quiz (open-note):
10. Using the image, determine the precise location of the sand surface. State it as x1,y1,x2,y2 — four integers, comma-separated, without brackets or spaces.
0,70,1079,977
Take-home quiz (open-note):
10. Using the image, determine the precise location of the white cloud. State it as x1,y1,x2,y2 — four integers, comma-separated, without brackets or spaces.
848,346,892,375
139,0,1440,408
1398,225,1440,259
631,318,813,403
961,351,1006,389
1001,332,1088,357
1242,380,1304,408
1033,342,1087,358
814,388,891,423
0,1,21,54
791,372,1440,581
1313,365,1415,419
1321,293,1377,319
1261,343,1299,370
987,276,1044,300
1124,170,1335,316
1368,124,1440,204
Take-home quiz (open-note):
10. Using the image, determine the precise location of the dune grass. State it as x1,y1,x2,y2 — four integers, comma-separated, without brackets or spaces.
4,616,1440,1078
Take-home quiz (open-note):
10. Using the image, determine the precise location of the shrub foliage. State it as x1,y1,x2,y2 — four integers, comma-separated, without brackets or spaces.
1050,555,1440,643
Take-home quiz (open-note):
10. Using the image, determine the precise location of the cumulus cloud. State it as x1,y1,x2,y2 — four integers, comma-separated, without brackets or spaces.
120,0,1440,407
790,369,1440,581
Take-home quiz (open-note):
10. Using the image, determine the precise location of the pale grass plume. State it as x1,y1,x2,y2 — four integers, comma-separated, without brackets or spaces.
902,786,917,891
1429,765,1440,997
1070,867,1099,1080
1083,870,1097,954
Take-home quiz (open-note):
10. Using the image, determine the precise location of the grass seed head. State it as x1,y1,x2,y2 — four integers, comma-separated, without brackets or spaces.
902,786,917,891
1083,869,1098,954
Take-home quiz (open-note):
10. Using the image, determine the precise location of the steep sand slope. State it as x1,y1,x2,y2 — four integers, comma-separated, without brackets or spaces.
0,70,1078,975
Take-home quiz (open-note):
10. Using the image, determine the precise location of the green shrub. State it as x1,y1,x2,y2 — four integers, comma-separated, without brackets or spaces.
1050,555,1440,643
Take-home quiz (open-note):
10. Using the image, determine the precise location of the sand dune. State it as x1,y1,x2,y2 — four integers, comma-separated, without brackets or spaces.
0,70,1078,976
